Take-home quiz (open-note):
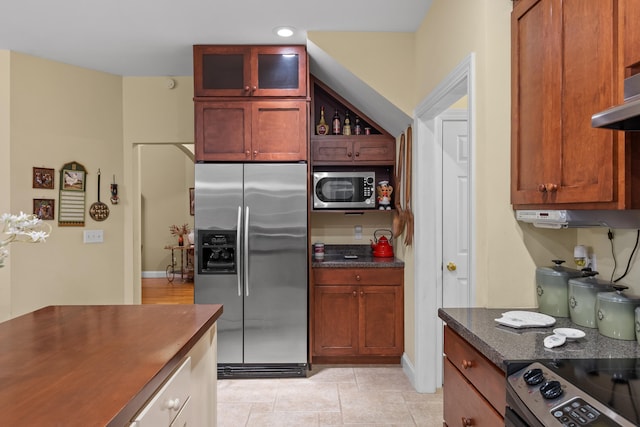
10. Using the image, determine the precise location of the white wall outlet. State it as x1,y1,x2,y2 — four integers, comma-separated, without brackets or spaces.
83,229,104,243
354,225,363,240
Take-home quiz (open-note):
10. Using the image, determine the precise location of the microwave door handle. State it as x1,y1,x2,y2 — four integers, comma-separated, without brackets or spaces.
236,205,242,297
244,206,250,297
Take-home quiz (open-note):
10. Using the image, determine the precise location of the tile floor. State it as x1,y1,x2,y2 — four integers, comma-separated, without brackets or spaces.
217,365,443,426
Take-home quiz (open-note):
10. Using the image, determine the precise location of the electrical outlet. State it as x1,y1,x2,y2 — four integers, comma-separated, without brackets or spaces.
83,229,104,243
354,225,363,240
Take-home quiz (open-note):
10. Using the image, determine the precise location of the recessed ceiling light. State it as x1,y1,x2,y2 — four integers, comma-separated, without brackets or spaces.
274,27,295,38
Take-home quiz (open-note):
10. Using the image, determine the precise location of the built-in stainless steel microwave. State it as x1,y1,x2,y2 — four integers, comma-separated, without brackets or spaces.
313,171,376,209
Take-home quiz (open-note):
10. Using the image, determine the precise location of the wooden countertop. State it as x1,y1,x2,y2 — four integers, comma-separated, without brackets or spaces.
0,304,223,426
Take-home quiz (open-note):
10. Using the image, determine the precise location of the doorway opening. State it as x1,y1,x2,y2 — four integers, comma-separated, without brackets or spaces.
411,53,476,392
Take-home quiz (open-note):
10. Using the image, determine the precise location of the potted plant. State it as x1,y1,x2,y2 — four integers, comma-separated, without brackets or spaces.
169,223,190,247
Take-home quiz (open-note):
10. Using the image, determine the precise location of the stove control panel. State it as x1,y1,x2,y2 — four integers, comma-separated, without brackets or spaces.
508,362,635,426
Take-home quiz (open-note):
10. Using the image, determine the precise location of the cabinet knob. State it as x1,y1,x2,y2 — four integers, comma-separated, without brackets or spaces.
245,150,251,157
461,417,474,426
347,152,353,158
355,151,360,157
352,290,357,297
538,184,547,193
244,85,251,92
165,398,181,410
253,150,258,156
461,359,473,369
546,183,558,192
355,274,361,281
360,290,364,297
252,86,257,92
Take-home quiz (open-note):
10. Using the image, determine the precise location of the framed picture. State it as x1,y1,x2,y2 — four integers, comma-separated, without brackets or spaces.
33,199,55,220
33,167,55,189
61,168,85,191
189,187,195,216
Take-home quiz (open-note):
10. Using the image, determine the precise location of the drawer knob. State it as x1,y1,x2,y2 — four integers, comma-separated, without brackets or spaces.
461,359,473,369
165,397,181,410
355,274,361,281
352,291,357,297
461,416,474,426
360,290,364,297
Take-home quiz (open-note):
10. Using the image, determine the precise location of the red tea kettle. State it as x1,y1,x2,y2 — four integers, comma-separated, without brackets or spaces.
371,229,394,258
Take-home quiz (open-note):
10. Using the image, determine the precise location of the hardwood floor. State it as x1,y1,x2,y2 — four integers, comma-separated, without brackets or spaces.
141,277,194,304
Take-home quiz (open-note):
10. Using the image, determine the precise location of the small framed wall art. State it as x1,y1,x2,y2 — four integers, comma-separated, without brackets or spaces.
58,161,87,226
33,199,55,220
33,167,54,189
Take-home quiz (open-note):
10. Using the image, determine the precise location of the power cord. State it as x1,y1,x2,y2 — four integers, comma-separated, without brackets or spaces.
608,229,616,282
612,229,640,283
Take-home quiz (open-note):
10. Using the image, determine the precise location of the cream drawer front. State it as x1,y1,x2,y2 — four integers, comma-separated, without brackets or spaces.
131,357,192,427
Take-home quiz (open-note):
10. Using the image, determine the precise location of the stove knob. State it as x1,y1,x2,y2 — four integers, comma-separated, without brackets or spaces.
540,380,563,400
523,368,544,385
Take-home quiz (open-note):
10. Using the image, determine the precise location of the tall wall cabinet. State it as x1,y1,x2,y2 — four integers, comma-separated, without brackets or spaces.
193,45,309,162
511,0,640,209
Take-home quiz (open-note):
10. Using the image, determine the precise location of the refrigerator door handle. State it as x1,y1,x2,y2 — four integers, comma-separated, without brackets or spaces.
244,205,250,297
236,205,242,297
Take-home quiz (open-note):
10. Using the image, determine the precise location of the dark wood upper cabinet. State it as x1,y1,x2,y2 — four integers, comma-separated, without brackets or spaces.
510,0,640,209
194,45,308,98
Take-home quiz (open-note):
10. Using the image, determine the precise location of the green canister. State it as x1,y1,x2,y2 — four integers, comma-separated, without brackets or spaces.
568,275,616,328
536,260,582,317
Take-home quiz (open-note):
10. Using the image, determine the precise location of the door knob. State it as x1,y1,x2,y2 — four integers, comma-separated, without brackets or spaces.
446,262,457,271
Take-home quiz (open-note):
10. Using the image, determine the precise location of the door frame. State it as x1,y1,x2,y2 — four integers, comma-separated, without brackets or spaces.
411,53,476,392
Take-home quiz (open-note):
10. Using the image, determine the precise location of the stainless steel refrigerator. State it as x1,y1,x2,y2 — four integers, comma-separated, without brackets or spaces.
194,163,308,378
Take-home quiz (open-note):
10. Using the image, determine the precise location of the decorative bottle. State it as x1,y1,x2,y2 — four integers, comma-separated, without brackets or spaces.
332,109,341,135
316,106,329,135
354,116,362,135
342,110,352,135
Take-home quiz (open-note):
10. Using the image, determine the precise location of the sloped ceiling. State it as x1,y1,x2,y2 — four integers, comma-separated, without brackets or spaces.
308,41,411,138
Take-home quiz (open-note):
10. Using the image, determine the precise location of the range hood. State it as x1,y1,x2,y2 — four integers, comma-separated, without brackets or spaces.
592,73,640,130
516,210,640,229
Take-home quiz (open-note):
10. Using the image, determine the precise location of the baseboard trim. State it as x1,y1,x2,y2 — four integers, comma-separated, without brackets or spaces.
142,271,165,278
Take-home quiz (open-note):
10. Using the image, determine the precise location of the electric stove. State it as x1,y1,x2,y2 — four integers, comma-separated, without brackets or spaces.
506,358,640,426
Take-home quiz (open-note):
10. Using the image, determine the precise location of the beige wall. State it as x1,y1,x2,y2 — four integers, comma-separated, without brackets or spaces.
0,51,11,317
122,76,195,301
1,52,125,319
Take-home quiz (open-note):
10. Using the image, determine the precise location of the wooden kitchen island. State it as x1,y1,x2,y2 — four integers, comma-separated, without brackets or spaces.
0,304,222,426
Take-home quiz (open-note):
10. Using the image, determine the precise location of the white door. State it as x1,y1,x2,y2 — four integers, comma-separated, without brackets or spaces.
441,114,470,308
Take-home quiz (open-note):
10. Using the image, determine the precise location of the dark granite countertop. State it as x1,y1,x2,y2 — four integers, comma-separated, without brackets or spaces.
311,244,404,268
438,307,640,372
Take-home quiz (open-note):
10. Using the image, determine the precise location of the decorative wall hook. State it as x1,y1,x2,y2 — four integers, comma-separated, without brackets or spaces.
110,175,119,205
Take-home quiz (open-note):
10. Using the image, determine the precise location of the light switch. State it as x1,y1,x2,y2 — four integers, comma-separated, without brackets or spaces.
83,230,104,243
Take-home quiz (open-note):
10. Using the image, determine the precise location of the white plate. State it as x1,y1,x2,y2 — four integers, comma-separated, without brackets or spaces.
553,328,586,340
494,311,556,328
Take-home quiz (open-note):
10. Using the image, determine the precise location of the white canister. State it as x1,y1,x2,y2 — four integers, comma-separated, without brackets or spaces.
313,243,325,260
596,291,640,340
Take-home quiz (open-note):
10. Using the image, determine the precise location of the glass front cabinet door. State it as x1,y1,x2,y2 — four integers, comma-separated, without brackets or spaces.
194,45,307,98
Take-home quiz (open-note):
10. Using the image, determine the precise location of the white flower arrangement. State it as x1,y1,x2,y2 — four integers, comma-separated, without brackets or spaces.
0,212,51,267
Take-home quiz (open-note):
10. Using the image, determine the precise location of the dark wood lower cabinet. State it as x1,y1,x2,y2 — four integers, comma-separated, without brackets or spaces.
443,326,505,426
312,267,404,364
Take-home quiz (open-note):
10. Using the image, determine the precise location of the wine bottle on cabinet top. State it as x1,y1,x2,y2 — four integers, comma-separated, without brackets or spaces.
342,110,352,135
332,109,341,135
316,106,329,135
354,116,362,135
